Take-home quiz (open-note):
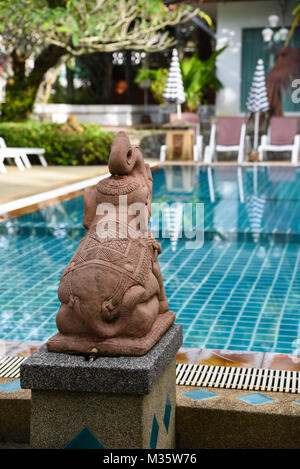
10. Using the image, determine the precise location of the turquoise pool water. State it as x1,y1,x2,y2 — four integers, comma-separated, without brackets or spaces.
1,165,300,353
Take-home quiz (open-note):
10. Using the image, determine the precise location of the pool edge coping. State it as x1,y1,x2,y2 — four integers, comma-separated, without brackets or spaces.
2,341,300,372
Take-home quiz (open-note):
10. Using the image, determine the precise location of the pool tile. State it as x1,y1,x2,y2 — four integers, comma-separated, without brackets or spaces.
163,394,172,433
0,380,21,393
2,167,300,354
237,393,275,406
181,389,218,402
150,414,159,449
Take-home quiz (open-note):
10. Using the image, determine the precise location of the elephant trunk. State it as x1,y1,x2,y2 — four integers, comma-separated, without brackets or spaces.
108,131,137,175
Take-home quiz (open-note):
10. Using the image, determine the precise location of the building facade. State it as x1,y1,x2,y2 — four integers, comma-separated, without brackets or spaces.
213,0,299,115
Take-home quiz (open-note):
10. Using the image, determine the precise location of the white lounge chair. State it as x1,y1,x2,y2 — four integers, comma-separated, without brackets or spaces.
0,147,26,174
0,137,47,170
258,117,300,165
204,117,249,165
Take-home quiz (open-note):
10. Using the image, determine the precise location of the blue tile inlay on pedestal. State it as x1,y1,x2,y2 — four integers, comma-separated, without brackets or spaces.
182,389,218,402
163,393,172,433
64,427,105,449
237,393,275,406
150,414,159,449
0,380,21,393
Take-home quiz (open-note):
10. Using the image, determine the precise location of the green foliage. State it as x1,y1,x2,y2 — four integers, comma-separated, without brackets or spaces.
0,0,200,121
180,48,226,110
135,68,168,104
1,81,37,122
0,0,198,55
134,47,226,110
293,4,300,15
0,121,114,165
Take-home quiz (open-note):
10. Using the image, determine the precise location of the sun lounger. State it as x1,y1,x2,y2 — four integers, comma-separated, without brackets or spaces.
204,117,249,164
258,117,300,165
0,137,47,171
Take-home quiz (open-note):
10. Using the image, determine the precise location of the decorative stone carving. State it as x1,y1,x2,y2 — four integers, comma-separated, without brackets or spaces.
47,131,175,357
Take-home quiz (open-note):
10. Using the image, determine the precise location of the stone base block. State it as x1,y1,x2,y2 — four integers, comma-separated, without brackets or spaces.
30,358,175,449
21,324,182,449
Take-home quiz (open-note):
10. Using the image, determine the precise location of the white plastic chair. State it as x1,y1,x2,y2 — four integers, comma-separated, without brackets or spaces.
0,145,26,174
0,137,47,169
258,117,300,165
204,117,249,165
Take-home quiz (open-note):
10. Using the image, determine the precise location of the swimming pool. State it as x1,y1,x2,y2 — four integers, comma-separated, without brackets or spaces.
1,165,300,354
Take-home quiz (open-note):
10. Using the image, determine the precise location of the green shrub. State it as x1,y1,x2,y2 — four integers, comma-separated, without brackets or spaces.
0,121,115,165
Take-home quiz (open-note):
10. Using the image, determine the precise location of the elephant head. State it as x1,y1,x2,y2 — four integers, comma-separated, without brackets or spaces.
108,131,145,176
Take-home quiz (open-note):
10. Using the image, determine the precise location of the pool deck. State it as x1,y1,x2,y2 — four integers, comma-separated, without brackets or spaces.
1,351,300,449
0,165,109,205
0,160,160,206
0,160,160,219
2,340,300,371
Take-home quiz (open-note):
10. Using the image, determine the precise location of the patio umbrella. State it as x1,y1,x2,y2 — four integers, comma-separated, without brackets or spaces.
246,58,269,151
245,194,266,243
163,49,185,119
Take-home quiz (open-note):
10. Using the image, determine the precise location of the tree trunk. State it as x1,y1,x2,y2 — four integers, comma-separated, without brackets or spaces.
1,45,66,121
36,56,67,104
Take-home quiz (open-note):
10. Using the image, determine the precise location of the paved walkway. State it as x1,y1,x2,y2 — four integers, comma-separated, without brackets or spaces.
0,165,109,205
0,160,160,205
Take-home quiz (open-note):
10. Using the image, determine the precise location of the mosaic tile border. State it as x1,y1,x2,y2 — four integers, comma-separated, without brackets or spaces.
2,341,300,373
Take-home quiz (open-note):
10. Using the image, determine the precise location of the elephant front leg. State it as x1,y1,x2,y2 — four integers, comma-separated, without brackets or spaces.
152,249,169,314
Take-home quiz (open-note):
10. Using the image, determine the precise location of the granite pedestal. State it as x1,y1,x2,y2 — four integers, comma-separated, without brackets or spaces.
20,324,182,449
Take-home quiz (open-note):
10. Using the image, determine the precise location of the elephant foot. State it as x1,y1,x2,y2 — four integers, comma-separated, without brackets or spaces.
159,299,169,314
46,310,176,357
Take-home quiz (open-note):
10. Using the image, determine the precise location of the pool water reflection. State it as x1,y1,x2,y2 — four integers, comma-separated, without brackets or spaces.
0,165,300,353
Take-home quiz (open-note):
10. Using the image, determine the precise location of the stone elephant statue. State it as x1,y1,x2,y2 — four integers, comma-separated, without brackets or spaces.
47,132,175,357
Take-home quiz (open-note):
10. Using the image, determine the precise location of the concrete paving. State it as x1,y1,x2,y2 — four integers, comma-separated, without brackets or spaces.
0,160,160,206
0,165,109,205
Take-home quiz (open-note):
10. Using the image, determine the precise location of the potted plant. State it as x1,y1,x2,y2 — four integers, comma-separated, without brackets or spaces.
135,47,226,120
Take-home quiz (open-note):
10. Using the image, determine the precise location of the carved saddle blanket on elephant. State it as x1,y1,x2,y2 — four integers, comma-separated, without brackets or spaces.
59,226,160,320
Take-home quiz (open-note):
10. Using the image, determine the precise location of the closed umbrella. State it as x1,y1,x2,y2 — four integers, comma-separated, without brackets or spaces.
246,58,269,151
245,194,266,243
163,49,185,119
